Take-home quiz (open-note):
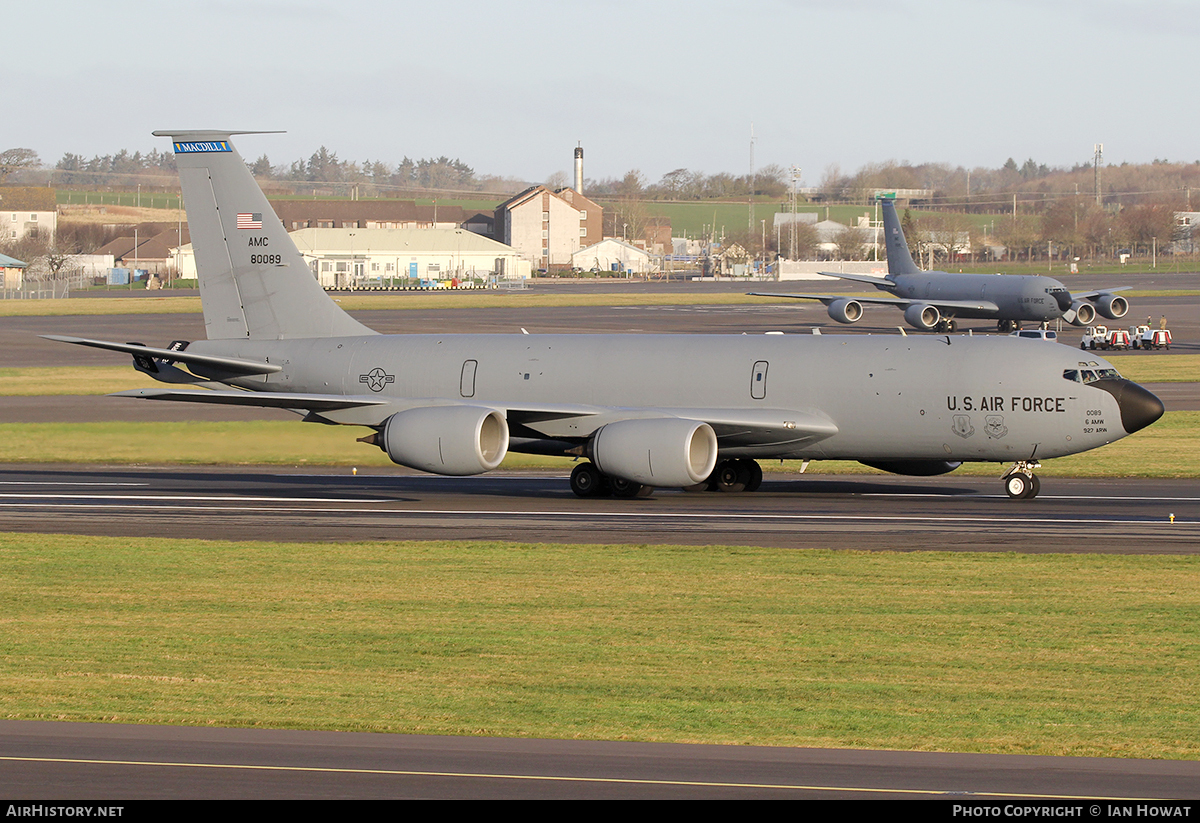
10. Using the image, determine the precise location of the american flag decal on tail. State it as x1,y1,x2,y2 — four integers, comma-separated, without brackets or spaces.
236,212,263,230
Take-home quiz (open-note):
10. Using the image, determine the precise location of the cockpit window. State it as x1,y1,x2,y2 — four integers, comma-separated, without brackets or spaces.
1064,364,1122,384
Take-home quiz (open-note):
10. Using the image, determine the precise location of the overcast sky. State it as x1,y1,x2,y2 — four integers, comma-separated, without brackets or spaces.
9,0,1198,187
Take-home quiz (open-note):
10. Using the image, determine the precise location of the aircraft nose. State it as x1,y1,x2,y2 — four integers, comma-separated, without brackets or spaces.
1093,379,1165,434
1053,290,1074,312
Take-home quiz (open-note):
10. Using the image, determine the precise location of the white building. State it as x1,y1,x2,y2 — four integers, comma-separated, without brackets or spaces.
173,228,531,286
288,228,529,287
572,238,656,274
0,187,57,242
494,186,583,269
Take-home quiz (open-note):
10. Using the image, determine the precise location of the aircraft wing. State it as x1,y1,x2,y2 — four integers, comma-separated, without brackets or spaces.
751,293,1001,313
663,407,838,453
1069,286,1132,300
110,388,837,450
43,335,281,376
111,387,388,412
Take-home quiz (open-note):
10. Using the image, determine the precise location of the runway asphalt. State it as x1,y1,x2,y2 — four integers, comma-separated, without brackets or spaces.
0,465,1195,552
3,718,1198,800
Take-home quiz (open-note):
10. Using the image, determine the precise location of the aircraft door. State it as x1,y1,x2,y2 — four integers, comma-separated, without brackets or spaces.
460,360,478,397
751,361,768,400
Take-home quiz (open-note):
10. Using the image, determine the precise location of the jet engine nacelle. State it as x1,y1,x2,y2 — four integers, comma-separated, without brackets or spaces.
903,303,941,331
382,405,509,475
1065,300,1096,326
1095,294,1129,320
590,417,718,488
827,298,863,324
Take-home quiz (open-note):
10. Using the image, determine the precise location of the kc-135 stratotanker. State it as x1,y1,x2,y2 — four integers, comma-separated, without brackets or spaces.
752,198,1132,333
48,131,1163,499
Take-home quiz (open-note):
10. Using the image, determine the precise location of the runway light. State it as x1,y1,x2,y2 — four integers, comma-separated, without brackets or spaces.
1170,513,1175,523
353,467,358,476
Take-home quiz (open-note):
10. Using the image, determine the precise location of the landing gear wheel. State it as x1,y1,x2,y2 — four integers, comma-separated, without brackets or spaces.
610,476,653,499
948,319,957,332
1004,472,1030,499
1003,471,1040,500
713,459,749,493
570,462,606,498
740,459,763,492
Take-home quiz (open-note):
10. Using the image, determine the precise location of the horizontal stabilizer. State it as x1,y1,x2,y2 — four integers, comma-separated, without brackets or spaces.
814,272,895,287
43,335,282,376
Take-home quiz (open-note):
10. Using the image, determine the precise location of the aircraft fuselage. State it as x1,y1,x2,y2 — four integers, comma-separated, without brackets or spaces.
196,331,1145,464
884,272,1068,322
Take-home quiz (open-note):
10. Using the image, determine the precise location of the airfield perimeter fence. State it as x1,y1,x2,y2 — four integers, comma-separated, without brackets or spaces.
1,282,71,300
0,271,91,300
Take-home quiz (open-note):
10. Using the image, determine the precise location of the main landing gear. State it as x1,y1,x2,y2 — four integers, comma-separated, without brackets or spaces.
706,458,764,493
569,458,764,498
570,462,654,498
934,318,957,333
1002,461,1041,499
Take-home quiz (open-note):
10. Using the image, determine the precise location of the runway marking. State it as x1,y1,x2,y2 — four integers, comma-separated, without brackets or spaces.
3,487,1198,505
0,755,1164,800
0,494,382,504
0,482,149,487
0,500,1190,527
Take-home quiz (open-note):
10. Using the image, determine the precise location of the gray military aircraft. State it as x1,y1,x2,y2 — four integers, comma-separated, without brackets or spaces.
47,131,1164,500
753,198,1130,333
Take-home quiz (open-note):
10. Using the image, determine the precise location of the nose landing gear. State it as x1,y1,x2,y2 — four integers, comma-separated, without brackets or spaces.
1002,461,1041,499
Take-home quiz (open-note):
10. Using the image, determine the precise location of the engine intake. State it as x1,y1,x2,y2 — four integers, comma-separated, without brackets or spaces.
903,303,940,331
1095,294,1128,320
827,298,863,324
590,418,718,488
1065,300,1096,326
382,405,509,475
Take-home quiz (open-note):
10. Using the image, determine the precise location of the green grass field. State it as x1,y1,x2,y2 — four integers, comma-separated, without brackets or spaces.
0,367,153,396
2,533,1196,756
57,190,182,209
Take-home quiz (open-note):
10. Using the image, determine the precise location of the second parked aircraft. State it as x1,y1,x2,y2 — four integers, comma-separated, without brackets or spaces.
754,199,1130,333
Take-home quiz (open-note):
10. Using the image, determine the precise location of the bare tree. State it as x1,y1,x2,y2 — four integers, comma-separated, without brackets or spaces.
0,148,40,183
833,225,868,260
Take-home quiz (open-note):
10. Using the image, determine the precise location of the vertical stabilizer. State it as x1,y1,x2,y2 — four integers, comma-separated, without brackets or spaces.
155,130,373,340
880,198,921,276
